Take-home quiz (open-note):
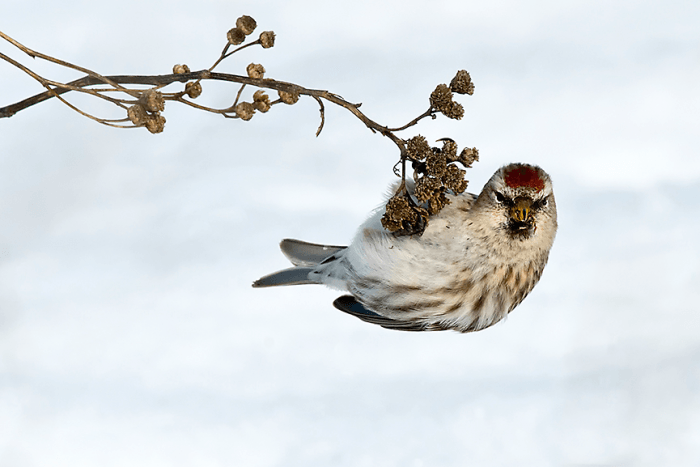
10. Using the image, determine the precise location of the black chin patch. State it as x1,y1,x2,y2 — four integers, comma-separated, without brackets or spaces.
508,220,535,238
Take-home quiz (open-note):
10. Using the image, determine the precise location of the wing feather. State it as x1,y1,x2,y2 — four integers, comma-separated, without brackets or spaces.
332,295,434,332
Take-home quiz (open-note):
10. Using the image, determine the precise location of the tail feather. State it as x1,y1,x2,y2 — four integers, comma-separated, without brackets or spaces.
280,239,346,267
252,266,316,288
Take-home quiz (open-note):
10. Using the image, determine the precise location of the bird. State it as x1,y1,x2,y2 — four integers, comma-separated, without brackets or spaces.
253,163,557,332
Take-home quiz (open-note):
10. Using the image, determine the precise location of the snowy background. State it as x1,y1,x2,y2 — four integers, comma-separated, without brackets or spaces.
1,1,699,466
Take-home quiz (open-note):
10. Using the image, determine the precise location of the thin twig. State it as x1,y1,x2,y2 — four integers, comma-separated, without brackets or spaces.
233,84,246,108
0,30,139,97
386,108,436,132
173,96,230,115
313,96,325,137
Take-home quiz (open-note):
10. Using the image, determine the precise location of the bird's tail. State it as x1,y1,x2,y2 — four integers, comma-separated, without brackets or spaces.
252,266,317,287
252,239,347,288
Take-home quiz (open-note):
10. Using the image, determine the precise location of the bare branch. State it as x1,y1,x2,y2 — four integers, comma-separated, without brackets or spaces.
0,21,477,235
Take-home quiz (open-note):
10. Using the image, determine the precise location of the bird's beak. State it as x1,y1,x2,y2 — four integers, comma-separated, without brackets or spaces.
509,197,533,223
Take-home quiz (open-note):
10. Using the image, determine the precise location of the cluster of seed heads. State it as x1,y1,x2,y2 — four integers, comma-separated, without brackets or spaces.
121,18,477,237
381,195,428,235
227,16,276,49
127,89,166,134
1,16,485,240
381,71,479,235
126,15,279,133
428,70,474,120
381,138,478,234
224,18,289,122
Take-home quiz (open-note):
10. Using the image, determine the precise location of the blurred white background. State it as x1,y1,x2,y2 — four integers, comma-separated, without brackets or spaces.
1,1,699,466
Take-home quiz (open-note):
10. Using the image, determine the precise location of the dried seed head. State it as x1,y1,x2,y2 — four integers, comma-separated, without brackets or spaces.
414,177,442,203
173,64,190,74
430,84,464,119
450,70,474,95
260,31,276,48
185,81,202,99
439,138,459,161
278,90,299,105
428,191,450,215
254,100,271,113
127,104,147,125
140,89,165,112
246,63,265,79
253,90,271,112
406,135,432,162
443,164,468,194
144,114,166,134
430,84,452,113
381,195,417,232
236,15,257,35
227,27,246,45
380,216,402,232
235,102,255,121
458,147,479,167
426,151,447,177
443,101,464,120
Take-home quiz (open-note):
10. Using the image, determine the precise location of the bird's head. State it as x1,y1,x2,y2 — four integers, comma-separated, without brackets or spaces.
478,163,557,242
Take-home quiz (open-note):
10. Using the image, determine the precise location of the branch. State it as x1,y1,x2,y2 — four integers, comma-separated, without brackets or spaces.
0,18,478,236
2,69,412,149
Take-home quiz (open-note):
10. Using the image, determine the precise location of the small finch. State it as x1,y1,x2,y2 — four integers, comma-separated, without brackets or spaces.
253,163,557,332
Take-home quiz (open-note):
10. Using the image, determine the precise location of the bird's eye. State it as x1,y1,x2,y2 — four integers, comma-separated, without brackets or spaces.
494,191,505,203
531,197,548,210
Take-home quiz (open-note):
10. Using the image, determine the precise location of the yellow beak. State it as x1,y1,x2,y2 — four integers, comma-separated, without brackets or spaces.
509,197,533,222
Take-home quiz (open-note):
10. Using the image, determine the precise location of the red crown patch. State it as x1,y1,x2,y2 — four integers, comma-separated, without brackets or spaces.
504,166,545,192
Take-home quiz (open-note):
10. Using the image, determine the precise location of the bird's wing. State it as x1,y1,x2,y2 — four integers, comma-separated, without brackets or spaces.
332,295,434,332
280,239,347,267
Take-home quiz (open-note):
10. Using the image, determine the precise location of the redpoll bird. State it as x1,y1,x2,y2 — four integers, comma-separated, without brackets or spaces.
253,163,557,332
